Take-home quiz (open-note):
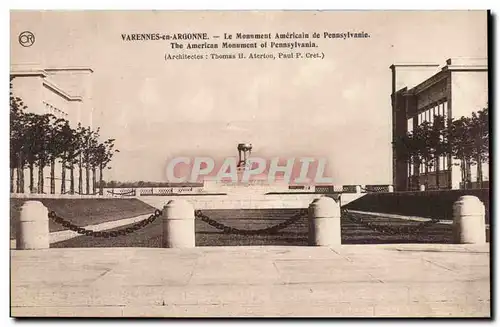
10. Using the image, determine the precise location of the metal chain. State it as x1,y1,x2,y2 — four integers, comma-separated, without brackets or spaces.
342,209,440,236
47,207,439,239
47,209,162,238
195,209,308,236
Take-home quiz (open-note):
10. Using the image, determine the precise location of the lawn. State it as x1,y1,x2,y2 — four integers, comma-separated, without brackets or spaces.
10,198,156,239
51,209,476,248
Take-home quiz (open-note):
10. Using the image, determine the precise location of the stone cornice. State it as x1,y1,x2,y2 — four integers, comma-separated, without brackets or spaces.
42,79,83,102
407,70,450,95
442,65,488,72
45,67,94,73
10,69,48,78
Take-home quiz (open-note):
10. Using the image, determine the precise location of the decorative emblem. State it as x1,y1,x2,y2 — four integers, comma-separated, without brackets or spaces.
19,31,35,47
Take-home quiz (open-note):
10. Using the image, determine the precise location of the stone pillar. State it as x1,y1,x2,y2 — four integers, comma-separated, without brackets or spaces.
16,201,49,250
420,184,426,191
308,197,341,246
162,199,195,248
355,185,361,193
452,196,486,244
388,185,394,193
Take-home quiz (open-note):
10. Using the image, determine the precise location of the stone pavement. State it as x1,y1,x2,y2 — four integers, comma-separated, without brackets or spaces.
11,244,490,317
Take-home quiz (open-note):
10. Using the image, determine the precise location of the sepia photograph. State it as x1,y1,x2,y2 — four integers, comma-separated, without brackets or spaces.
9,9,490,318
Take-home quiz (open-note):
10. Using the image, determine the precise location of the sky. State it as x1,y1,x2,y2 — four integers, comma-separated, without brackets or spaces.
10,10,488,184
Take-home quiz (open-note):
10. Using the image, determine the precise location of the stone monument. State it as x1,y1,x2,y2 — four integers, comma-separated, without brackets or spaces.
237,143,253,170
204,143,289,195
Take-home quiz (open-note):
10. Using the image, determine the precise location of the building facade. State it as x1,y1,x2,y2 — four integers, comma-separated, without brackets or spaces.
391,58,488,191
10,65,95,194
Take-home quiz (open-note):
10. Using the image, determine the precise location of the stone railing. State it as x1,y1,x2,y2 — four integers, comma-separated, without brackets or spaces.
11,183,398,198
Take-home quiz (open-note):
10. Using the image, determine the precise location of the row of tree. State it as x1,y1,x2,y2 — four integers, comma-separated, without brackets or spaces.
395,106,489,189
10,82,118,194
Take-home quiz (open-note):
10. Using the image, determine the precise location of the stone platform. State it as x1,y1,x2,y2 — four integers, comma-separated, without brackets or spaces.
137,193,365,210
11,244,490,317
138,194,323,209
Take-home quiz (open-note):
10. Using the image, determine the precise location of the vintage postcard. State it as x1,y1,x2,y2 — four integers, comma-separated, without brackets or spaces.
9,10,490,318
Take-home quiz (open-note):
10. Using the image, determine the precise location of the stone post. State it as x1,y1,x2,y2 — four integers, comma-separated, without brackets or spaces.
308,197,341,246
162,199,195,248
17,201,49,250
420,184,426,191
387,185,394,193
452,196,486,244
355,185,361,193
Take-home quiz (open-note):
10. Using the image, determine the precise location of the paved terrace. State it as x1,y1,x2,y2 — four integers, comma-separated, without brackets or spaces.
11,244,490,317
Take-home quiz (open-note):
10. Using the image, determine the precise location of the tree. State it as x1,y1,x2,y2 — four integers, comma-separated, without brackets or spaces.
450,116,474,188
396,106,488,191
428,115,448,189
46,116,70,194
76,125,95,194
83,127,101,194
10,82,28,193
401,122,434,189
447,107,489,189
53,120,81,194
397,116,451,190
19,112,52,193
417,121,436,183
395,130,419,190
32,114,61,194
10,83,118,195
469,107,489,185
91,138,118,195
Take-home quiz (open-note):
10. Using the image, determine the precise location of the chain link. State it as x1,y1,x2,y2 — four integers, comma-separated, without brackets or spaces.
48,207,438,239
194,209,308,236
341,209,440,236
48,209,162,238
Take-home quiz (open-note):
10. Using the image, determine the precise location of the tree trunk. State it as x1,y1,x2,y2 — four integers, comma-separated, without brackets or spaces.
424,158,429,189
78,156,83,194
61,160,66,194
86,166,90,195
17,154,25,193
476,152,483,185
99,165,104,195
460,158,466,189
50,159,55,194
466,159,472,189
92,167,97,194
435,156,440,190
37,162,42,193
414,158,421,191
70,164,75,194
10,168,15,193
38,159,45,194
447,154,452,189
15,156,21,193
407,158,411,190
29,163,34,193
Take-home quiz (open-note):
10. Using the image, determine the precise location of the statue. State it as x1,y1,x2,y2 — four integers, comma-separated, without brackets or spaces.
237,143,252,170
